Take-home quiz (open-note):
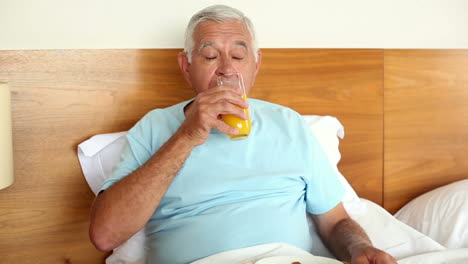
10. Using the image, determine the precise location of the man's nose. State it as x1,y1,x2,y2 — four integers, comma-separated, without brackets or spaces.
215,56,237,76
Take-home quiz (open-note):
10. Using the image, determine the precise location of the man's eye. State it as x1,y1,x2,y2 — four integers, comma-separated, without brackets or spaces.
233,57,244,60
206,56,217,60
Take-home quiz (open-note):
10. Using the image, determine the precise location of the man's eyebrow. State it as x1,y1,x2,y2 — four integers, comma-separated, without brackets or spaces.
198,41,215,53
234,40,248,49
197,40,248,53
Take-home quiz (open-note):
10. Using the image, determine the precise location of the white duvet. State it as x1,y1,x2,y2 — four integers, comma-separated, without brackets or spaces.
398,249,468,264
190,243,468,264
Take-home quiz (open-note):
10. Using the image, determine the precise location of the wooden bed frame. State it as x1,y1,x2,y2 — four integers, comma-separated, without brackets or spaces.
0,49,467,263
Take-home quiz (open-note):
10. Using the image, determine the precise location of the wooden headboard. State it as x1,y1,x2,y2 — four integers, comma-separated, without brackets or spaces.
0,49,467,263
384,50,468,213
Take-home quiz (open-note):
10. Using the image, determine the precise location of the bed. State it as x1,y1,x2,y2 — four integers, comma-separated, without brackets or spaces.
0,49,467,263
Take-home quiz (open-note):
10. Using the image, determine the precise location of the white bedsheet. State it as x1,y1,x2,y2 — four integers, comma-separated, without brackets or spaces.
398,248,468,264
348,199,444,260
190,243,316,264
191,244,468,264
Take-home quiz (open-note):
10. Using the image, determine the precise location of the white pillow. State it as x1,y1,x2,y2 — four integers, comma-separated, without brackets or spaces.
394,179,468,249
78,131,127,195
77,115,359,263
78,132,147,264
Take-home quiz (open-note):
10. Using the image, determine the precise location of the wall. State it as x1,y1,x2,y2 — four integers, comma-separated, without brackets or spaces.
1,0,467,50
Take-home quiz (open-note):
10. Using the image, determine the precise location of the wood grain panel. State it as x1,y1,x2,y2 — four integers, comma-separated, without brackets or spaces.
0,49,194,263
0,49,383,263
384,50,468,214
253,49,384,204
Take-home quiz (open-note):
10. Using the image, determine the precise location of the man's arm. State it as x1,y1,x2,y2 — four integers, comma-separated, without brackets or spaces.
312,203,397,264
89,85,248,252
89,128,196,251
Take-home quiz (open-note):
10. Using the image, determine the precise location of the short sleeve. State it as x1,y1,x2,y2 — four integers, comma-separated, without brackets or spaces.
301,119,346,215
98,117,154,193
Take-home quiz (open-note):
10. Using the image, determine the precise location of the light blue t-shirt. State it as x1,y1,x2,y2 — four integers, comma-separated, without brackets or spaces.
100,99,345,264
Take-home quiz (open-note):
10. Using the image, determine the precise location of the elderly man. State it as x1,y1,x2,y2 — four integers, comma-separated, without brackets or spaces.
90,5,396,264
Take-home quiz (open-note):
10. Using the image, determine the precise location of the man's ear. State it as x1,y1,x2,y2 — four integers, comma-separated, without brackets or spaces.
178,52,192,87
254,50,262,77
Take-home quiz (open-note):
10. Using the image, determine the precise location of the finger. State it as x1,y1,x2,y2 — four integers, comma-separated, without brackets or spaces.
212,119,239,135
199,90,249,109
376,254,397,264
212,91,248,108
224,96,249,110
217,102,248,120
351,256,370,264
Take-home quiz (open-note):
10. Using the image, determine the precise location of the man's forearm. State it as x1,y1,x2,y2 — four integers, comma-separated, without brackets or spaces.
327,218,373,261
89,129,196,251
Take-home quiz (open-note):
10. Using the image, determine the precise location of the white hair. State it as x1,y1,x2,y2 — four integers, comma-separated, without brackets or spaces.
183,5,258,63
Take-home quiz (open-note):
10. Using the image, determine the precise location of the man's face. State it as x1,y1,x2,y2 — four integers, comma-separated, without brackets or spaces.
179,20,261,95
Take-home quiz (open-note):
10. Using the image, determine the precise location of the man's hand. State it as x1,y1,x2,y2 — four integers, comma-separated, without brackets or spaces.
350,246,397,264
180,84,249,146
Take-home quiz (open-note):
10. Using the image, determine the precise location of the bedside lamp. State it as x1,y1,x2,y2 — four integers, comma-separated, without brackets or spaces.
0,82,14,190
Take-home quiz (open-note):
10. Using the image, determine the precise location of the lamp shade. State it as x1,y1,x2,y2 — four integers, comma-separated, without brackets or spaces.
0,82,14,190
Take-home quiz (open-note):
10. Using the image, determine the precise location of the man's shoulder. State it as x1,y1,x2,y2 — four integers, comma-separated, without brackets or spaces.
134,100,192,130
250,98,302,119
129,100,190,135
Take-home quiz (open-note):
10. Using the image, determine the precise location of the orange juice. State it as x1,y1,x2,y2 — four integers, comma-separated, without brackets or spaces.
222,94,251,140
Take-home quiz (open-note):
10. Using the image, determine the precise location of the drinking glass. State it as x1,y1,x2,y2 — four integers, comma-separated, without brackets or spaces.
217,73,251,140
